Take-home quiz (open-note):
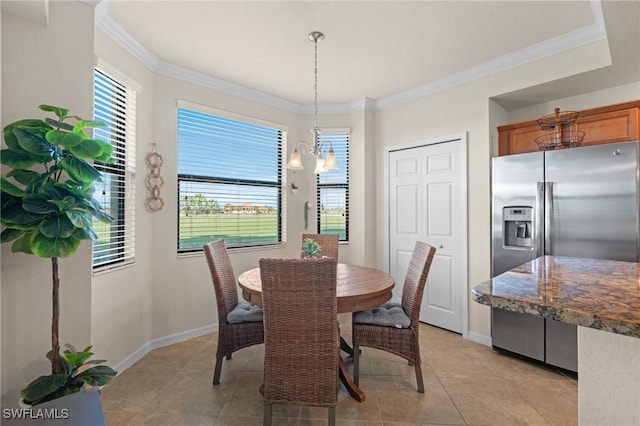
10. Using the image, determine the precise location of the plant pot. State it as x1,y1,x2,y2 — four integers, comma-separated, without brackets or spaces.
18,397,32,409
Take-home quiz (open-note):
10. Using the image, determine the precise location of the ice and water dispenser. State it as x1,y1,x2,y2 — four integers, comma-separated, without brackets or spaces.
502,207,534,249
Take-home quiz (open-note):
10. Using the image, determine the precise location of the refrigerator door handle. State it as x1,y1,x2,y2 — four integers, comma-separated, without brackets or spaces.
545,181,554,255
536,181,544,257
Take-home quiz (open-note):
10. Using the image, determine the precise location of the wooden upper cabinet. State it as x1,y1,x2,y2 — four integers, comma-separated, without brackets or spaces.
498,100,640,156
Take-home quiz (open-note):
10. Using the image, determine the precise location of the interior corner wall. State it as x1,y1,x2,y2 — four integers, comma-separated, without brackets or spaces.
90,29,157,372
146,74,309,342
1,1,96,405
374,83,494,338
373,36,614,339
94,26,368,371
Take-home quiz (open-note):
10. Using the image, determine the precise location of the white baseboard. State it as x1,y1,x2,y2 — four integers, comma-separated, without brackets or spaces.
112,322,219,373
467,331,492,347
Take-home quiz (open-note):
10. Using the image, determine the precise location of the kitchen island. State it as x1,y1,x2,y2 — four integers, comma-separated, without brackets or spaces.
473,256,640,426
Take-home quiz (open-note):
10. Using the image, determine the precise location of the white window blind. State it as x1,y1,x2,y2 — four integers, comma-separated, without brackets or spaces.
317,132,349,241
177,107,284,251
92,69,136,269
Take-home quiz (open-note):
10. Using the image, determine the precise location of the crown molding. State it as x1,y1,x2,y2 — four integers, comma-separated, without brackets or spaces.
156,61,303,114
95,2,159,71
374,22,606,110
95,1,607,114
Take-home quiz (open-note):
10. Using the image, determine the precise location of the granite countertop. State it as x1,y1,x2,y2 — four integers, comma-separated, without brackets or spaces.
472,256,640,338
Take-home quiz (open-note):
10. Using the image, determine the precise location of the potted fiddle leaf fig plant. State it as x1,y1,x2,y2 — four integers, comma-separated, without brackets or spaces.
1,104,117,405
302,237,322,259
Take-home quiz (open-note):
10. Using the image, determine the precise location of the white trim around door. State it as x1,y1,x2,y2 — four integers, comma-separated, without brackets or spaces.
384,132,468,338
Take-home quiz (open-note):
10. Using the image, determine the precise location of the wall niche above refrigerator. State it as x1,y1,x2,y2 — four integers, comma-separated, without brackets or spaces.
497,99,640,156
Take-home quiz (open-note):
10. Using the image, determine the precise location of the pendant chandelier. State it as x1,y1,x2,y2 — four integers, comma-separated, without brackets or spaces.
286,31,339,174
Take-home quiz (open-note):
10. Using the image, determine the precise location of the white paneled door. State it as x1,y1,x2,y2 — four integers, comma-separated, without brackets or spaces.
387,135,466,334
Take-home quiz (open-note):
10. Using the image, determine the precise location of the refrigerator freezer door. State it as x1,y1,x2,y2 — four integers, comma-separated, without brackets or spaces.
491,151,545,360
545,141,639,262
491,151,544,277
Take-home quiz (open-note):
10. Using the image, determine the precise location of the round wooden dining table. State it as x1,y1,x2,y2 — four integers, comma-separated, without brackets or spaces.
238,262,395,403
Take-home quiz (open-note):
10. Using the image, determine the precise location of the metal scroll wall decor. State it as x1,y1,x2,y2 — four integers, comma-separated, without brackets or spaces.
145,144,164,212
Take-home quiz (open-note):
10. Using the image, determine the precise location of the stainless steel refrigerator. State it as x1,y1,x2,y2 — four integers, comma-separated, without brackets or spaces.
491,140,640,372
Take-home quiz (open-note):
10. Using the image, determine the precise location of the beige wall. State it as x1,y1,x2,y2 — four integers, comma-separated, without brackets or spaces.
1,1,96,404
2,0,639,406
90,30,156,372
372,37,616,339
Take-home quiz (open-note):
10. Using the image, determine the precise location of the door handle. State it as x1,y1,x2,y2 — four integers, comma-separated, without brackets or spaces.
535,182,544,257
545,182,553,255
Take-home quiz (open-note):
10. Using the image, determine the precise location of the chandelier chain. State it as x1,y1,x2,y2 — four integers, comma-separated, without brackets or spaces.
285,31,337,173
313,36,319,132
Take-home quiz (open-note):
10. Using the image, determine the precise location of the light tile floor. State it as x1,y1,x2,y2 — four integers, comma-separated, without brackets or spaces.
101,316,578,425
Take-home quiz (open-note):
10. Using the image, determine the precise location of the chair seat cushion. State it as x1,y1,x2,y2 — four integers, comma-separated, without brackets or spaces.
227,301,263,324
353,302,410,328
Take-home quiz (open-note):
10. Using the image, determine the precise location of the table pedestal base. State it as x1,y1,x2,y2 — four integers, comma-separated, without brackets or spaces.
339,357,365,402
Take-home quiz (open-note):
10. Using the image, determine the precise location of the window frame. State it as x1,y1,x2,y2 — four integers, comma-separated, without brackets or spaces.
176,102,286,253
92,66,138,271
316,130,350,242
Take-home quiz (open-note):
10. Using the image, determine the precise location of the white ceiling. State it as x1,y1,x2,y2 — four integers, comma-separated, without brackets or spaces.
94,1,638,110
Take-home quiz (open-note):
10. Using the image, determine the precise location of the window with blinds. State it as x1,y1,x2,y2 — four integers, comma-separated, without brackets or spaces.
177,107,284,252
317,133,349,241
92,69,136,269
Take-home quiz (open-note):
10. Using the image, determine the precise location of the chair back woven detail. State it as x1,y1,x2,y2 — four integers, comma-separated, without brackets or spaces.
301,233,339,259
401,241,437,327
204,240,239,325
259,257,339,408
203,240,264,385
351,241,436,393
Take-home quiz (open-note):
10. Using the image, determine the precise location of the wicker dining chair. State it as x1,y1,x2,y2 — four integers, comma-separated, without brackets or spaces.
259,257,339,426
352,241,436,393
203,240,264,385
301,233,339,259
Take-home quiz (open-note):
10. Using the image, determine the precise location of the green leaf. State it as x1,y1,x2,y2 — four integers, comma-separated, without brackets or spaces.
42,183,70,201
22,194,58,214
75,365,117,386
26,174,54,194
52,182,86,200
46,129,83,148
69,139,103,159
44,118,74,131
95,151,116,163
1,176,26,197
94,139,114,157
50,196,77,212
63,349,94,369
40,214,76,238
30,232,80,258
39,104,69,121
72,120,106,133
0,149,36,169
35,387,76,406
46,350,73,377
66,210,92,228
58,157,102,184
11,233,34,254
73,227,97,241
83,197,113,223
4,119,51,151
13,127,55,159
1,197,44,226
20,374,67,404
1,228,24,243
7,169,39,186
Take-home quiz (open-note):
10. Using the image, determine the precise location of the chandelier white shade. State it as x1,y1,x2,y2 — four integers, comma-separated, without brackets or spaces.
286,31,338,174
